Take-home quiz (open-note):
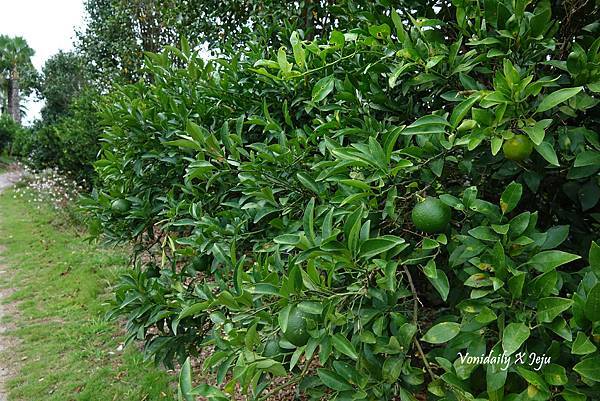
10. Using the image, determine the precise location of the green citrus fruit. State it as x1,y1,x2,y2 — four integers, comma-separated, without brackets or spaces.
282,307,310,347
111,199,131,214
411,197,451,233
502,135,533,161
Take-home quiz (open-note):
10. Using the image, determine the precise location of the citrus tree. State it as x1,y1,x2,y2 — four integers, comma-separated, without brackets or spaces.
85,0,600,400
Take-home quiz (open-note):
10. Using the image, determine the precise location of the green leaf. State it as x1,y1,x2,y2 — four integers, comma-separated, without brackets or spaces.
450,95,480,129
163,138,201,150
502,322,530,355
178,357,195,401
543,364,567,386
537,297,574,323
529,270,557,298
290,31,306,69
251,283,281,296
297,172,320,194
422,322,461,344
278,305,291,332
574,356,600,382
332,361,359,387
588,81,600,92
427,270,449,301
522,119,552,146
277,47,292,74
508,272,526,299
590,241,600,277
440,194,463,210
312,75,335,102
382,357,403,383
317,368,353,391
528,250,581,272
541,225,570,250
303,198,316,244
273,234,301,245
332,333,359,360
585,283,600,322
579,180,600,211
339,179,371,191
559,389,587,401
391,9,407,42
574,151,600,167
185,121,207,142
572,332,597,355
500,181,522,214
536,87,583,113
359,235,405,259
402,114,449,136
491,136,503,155
423,259,437,278
190,384,228,400
534,141,560,166
178,302,209,320
389,62,417,88
298,301,323,315
399,387,418,401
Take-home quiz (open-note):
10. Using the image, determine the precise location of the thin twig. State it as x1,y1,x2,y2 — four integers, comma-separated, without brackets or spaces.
402,265,436,381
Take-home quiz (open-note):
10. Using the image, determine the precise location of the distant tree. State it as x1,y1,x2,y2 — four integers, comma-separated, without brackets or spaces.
0,35,36,124
38,51,87,122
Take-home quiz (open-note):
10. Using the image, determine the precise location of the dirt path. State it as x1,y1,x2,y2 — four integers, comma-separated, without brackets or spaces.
0,167,22,401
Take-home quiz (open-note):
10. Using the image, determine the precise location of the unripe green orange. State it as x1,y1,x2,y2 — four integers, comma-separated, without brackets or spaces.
502,135,533,161
111,199,131,214
411,197,452,233
282,307,310,347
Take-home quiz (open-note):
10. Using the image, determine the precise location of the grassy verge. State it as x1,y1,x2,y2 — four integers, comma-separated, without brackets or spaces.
0,189,175,400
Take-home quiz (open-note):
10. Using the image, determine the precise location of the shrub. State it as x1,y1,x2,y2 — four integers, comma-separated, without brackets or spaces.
14,89,101,183
86,2,600,400
0,114,21,152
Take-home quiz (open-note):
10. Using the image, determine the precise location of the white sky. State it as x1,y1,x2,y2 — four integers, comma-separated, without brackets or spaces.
0,0,85,124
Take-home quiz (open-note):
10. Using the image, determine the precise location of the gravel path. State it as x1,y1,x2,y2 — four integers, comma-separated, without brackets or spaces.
0,167,21,401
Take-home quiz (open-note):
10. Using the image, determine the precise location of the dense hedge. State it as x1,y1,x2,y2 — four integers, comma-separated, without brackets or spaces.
86,1,600,400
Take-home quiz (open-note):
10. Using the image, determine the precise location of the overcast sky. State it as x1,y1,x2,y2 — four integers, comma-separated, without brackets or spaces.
1,0,85,124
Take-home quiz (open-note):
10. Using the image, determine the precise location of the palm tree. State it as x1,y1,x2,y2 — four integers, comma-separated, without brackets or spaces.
0,36,35,124
0,35,9,115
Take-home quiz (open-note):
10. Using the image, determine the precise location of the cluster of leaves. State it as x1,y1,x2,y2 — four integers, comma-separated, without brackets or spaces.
86,1,600,400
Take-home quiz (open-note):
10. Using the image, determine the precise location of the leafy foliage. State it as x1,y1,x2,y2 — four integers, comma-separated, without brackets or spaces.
0,114,21,151
85,1,600,400
37,51,87,123
14,89,101,183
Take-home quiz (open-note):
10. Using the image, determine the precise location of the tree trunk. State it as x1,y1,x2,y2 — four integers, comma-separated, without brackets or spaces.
7,65,20,124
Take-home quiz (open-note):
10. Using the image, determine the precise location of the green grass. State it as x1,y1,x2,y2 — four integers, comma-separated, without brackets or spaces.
0,190,175,400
